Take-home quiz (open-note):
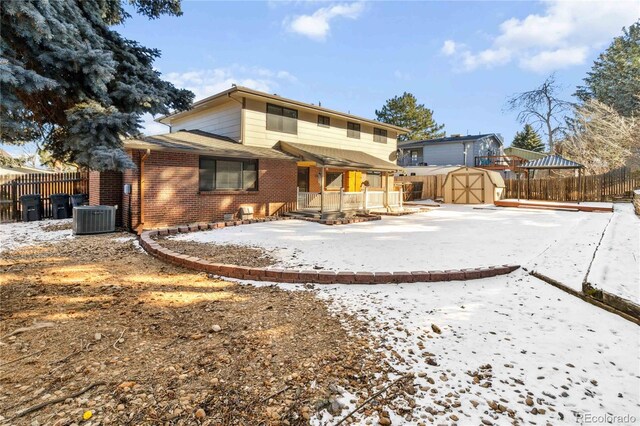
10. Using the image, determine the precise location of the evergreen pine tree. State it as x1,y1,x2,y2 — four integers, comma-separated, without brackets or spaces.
0,0,194,171
575,21,640,118
375,92,445,142
511,124,545,152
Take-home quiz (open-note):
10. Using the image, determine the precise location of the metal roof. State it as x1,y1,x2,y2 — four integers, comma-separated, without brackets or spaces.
521,155,583,169
279,141,401,171
504,146,547,161
124,130,295,160
398,133,502,149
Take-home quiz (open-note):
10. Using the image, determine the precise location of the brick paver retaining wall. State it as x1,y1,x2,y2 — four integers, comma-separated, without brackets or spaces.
138,218,520,284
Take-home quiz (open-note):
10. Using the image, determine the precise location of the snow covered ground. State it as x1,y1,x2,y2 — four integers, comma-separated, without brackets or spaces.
0,218,73,254
500,199,614,209
172,204,615,273
246,270,640,425
526,211,611,293
587,203,640,304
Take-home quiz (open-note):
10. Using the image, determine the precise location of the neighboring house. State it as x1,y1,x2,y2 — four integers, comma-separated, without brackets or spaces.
90,86,408,230
398,134,505,168
0,164,54,176
0,149,53,176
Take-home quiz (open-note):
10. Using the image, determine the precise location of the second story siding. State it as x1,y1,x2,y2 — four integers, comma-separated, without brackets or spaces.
243,98,397,162
170,101,242,141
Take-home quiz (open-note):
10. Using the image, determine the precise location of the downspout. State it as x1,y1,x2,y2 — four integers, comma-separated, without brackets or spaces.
136,149,151,234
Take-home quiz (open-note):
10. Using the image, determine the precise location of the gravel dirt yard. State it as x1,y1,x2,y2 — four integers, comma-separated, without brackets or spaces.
0,228,412,425
155,237,277,268
247,270,640,425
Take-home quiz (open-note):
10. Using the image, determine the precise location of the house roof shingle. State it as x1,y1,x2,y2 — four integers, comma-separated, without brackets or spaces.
124,130,295,160
279,141,401,171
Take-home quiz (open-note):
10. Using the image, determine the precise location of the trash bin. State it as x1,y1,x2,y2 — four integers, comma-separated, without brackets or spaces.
20,194,42,222
50,193,70,219
70,194,89,208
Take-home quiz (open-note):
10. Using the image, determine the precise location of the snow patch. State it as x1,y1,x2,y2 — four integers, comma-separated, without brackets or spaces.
587,203,640,303
0,219,74,254
241,271,640,424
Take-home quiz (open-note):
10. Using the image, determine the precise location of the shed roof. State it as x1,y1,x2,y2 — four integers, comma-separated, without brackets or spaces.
399,166,462,176
522,155,583,169
124,130,294,160
279,141,400,171
442,166,505,188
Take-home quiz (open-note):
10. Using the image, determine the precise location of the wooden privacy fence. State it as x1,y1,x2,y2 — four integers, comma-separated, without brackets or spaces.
0,172,89,222
504,168,639,202
395,175,445,201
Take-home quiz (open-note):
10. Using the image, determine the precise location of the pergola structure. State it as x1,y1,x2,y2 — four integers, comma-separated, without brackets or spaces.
519,155,585,201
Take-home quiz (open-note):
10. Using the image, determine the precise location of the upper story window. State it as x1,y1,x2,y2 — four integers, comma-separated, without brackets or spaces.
347,122,360,139
199,157,258,192
373,128,387,143
318,115,330,127
266,103,297,134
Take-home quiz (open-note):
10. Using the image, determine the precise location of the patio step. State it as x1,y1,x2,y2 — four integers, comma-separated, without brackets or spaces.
286,210,358,220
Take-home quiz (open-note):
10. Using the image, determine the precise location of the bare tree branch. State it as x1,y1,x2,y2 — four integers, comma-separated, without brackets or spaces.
559,99,639,174
505,74,574,151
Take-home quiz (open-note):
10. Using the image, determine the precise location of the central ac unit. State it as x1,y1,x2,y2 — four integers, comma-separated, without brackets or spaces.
73,206,116,235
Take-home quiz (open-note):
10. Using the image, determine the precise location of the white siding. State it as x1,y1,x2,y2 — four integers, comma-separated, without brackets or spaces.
423,143,465,166
243,98,397,162
170,101,241,141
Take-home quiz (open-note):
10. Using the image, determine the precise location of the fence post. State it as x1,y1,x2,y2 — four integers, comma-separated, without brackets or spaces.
399,185,404,209
11,179,18,221
339,187,343,212
296,186,299,210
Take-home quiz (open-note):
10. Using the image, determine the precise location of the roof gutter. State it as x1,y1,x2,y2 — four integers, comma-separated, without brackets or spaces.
158,86,410,134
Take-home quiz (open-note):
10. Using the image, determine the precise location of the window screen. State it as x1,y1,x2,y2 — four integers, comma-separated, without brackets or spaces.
373,128,387,143
347,122,361,139
242,161,257,190
318,115,330,127
199,157,216,191
266,103,298,134
199,157,258,191
216,160,242,189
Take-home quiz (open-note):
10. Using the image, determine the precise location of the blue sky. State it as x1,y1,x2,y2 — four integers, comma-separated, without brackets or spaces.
3,0,639,158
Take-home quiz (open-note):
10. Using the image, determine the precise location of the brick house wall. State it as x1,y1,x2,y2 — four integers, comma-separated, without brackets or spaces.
89,170,123,225
92,149,298,230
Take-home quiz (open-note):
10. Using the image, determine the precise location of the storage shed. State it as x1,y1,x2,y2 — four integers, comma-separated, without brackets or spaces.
442,167,505,204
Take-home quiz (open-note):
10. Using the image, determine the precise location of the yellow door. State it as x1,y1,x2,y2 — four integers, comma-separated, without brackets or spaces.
347,171,362,192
